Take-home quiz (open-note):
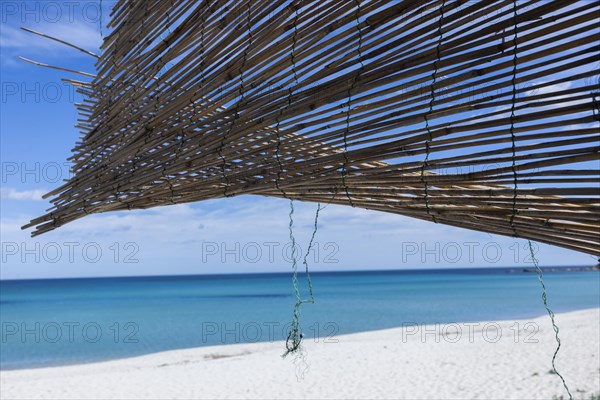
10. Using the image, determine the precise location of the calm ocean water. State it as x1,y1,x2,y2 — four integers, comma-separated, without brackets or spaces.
1,268,598,370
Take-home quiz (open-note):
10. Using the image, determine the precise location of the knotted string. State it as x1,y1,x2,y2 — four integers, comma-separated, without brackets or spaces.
339,0,365,208
99,0,103,37
219,0,253,198
528,240,572,400
421,0,445,224
280,3,322,361
508,1,519,234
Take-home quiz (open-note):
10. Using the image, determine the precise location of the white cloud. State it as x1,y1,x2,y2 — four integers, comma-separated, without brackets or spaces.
1,196,593,280
0,21,101,66
2,22,100,50
526,81,572,97
525,81,590,112
0,187,46,201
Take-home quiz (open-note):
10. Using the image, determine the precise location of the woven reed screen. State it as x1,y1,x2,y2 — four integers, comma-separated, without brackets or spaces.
23,0,600,255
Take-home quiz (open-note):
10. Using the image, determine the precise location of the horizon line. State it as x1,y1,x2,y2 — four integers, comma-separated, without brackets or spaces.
1,264,597,282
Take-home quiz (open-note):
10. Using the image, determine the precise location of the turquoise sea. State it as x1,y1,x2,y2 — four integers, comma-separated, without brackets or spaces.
1,268,599,370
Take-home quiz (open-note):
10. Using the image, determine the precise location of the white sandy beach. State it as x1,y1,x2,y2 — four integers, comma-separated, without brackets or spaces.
1,308,598,400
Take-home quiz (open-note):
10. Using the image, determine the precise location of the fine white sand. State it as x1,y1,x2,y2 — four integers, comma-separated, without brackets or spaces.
1,309,598,400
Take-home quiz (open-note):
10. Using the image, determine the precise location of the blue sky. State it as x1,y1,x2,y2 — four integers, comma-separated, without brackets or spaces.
0,1,597,280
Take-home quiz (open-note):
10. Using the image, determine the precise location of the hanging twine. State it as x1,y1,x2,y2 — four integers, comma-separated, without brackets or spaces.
284,199,302,356
283,201,321,359
302,204,320,303
528,240,572,400
279,2,321,360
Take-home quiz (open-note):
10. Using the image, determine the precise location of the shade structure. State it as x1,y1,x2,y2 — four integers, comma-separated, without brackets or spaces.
22,0,600,256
